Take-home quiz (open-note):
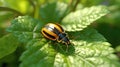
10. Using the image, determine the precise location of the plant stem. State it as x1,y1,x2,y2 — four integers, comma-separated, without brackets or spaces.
28,0,36,16
72,0,80,11
28,0,40,19
0,7,23,16
69,0,80,12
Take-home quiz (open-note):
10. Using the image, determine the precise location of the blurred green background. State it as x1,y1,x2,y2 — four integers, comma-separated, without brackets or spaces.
0,0,120,67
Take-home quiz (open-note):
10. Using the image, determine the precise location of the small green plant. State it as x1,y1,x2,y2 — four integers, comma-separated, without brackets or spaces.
0,1,120,67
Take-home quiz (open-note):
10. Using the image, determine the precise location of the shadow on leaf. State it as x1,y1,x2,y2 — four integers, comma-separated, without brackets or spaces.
50,41,75,55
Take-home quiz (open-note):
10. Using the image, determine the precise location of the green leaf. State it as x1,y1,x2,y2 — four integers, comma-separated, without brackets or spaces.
20,39,56,67
40,2,68,23
19,28,120,67
115,45,120,52
62,5,109,31
7,16,43,43
0,34,19,59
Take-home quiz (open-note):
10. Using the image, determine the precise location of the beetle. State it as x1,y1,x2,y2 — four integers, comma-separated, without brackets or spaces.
41,23,70,45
